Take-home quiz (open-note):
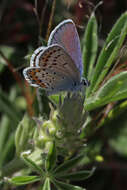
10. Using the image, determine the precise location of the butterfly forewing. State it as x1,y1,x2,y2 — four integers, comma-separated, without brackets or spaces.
48,19,83,75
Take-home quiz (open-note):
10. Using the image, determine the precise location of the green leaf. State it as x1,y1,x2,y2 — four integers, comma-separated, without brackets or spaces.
45,142,57,171
109,130,127,156
88,12,127,96
53,154,84,175
108,111,127,157
0,132,14,168
0,62,4,73
53,179,85,190
15,96,26,110
0,88,22,124
0,115,10,154
49,94,64,105
10,175,40,185
82,13,98,80
42,178,51,190
96,71,127,101
98,100,127,128
55,167,95,181
22,153,43,175
0,46,15,74
1,156,25,177
85,71,127,111
15,114,35,156
0,46,14,64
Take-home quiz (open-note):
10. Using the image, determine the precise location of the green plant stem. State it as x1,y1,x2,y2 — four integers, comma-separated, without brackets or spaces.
46,0,56,41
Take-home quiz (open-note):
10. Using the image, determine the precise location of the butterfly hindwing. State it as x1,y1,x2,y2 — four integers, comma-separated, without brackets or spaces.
30,44,81,82
24,44,82,94
30,46,46,67
23,66,78,95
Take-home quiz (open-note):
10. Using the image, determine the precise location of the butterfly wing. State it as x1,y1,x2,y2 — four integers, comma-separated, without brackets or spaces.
30,44,81,81
23,67,75,95
23,45,81,95
48,19,83,75
30,46,46,67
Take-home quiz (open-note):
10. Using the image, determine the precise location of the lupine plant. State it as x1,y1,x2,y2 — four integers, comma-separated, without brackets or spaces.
0,3,127,190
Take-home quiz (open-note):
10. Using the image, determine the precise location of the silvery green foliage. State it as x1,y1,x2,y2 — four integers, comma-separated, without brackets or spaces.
56,93,87,152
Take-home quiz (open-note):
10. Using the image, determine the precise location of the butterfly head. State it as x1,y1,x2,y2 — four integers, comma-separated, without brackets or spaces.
81,77,90,87
71,78,89,94
71,78,89,93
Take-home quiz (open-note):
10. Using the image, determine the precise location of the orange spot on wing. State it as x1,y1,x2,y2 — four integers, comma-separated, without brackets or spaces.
40,82,47,88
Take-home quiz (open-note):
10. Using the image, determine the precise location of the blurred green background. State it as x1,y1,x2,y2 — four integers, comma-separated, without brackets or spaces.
1,0,127,190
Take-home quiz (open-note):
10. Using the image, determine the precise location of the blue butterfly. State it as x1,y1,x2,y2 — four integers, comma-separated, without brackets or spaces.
23,19,89,95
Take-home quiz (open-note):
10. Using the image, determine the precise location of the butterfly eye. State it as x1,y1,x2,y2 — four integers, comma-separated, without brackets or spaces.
82,78,90,86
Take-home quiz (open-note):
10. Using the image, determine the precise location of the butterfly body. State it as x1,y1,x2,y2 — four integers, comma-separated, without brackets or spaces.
23,19,88,95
